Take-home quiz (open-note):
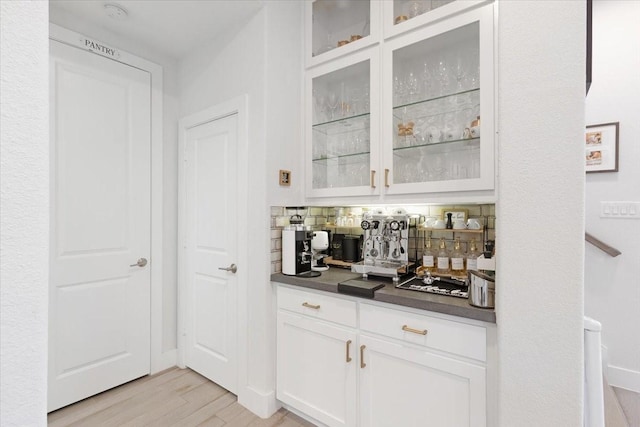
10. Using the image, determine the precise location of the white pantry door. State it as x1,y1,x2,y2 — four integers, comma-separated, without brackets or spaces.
183,114,238,393
49,40,151,411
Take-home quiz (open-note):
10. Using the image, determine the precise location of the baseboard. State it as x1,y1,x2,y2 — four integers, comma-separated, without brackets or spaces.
607,365,640,393
238,385,280,419
151,349,178,374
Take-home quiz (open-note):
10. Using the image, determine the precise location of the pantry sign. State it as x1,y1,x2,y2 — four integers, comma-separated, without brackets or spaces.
81,37,121,59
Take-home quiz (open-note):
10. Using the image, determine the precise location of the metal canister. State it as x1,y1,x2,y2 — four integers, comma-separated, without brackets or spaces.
467,270,495,309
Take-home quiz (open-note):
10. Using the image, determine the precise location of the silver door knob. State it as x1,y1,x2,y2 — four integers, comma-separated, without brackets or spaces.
130,258,148,267
218,263,237,274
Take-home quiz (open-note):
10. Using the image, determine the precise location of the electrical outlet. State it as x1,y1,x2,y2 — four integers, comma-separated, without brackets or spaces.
600,202,640,219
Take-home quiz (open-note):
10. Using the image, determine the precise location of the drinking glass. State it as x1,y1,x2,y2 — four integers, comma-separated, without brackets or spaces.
421,61,434,99
406,71,420,103
327,91,340,120
436,58,451,96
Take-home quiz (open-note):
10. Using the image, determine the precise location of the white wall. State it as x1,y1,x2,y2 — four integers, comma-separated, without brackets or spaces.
265,3,304,207
0,2,50,426
496,1,585,425
584,0,640,393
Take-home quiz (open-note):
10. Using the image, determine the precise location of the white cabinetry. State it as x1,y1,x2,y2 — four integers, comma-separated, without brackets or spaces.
305,1,495,200
276,285,490,427
276,287,357,427
359,303,486,427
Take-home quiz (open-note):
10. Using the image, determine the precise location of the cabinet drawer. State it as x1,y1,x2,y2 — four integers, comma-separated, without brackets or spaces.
359,303,486,361
277,286,357,328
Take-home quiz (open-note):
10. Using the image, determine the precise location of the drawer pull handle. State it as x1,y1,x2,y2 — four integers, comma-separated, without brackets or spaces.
302,302,320,310
402,325,428,335
360,345,366,368
346,340,352,363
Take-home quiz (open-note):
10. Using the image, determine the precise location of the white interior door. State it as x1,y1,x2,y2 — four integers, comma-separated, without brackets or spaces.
183,114,238,393
49,40,151,412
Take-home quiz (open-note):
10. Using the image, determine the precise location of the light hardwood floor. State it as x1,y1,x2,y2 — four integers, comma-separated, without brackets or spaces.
47,368,316,427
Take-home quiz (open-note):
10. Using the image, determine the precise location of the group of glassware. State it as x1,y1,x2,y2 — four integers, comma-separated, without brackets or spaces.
395,0,456,24
393,47,480,108
312,127,370,161
394,145,480,183
312,154,370,189
313,83,370,125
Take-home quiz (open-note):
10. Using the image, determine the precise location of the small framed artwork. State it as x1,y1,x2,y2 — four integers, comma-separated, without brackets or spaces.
442,209,468,222
585,122,619,173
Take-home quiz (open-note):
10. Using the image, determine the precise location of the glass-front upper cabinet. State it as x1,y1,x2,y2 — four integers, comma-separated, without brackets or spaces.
383,0,490,39
306,48,380,197
306,0,380,68
382,4,494,194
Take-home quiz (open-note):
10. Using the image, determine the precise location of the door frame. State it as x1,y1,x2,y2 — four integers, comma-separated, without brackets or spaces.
177,96,249,394
49,24,172,373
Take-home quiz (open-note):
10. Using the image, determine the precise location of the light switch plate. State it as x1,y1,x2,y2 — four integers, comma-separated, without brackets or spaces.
600,202,640,219
279,170,291,186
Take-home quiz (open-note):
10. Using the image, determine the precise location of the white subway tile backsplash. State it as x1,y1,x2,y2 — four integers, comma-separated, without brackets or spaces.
269,203,496,274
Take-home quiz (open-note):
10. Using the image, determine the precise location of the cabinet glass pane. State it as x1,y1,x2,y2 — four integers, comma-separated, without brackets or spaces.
312,60,370,189
312,0,371,57
392,0,455,26
392,22,480,183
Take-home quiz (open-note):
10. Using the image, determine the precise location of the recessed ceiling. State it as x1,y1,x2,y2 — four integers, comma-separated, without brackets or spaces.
49,0,265,60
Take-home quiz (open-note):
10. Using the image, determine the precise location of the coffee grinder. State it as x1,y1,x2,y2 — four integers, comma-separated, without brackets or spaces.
311,231,330,272
282,225,320,277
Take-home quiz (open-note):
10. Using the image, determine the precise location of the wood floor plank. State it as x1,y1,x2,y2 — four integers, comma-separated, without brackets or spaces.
47,368,318,427
48,367,189,427
247,408,289,427
171,393,237,427
195,416,226,427
149,382,229,426
283,411,317,427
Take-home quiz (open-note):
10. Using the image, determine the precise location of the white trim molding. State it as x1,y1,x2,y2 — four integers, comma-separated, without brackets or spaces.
607,365,640,394
48,24,170,374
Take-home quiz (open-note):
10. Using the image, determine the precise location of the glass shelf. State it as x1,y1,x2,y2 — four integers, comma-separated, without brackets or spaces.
393,137,479,157
393,88,479,117
313,151,371,165
312,112,371,135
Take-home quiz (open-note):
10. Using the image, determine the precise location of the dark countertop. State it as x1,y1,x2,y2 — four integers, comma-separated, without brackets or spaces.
271,269,496,324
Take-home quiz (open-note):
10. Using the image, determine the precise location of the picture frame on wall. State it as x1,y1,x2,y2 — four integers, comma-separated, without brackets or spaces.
585,122,619,173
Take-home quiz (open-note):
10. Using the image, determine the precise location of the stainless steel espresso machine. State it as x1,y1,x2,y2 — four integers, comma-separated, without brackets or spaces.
351,209,410,282
282,224,320,277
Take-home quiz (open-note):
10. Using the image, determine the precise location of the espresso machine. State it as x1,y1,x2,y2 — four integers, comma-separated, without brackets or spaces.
282,225,319,277
351,209,410,282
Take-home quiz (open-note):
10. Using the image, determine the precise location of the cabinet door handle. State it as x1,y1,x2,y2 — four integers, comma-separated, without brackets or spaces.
360,345,366,368
402,325,428,335
302,302,320,310
370,170,376,188
384,168,390,188
346,340,352,363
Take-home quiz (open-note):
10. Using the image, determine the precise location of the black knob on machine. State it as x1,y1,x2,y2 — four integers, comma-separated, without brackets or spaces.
361,220,371,230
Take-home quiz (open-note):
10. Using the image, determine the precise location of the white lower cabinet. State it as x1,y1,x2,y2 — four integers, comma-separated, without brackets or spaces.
277,310,357,427
276,286,489,427
359,334,486,427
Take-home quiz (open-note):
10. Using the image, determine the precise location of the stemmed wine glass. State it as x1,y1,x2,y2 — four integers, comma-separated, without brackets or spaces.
327,91,340,120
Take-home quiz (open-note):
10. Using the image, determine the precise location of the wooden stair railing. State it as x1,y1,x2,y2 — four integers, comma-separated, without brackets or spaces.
585,232,622,257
